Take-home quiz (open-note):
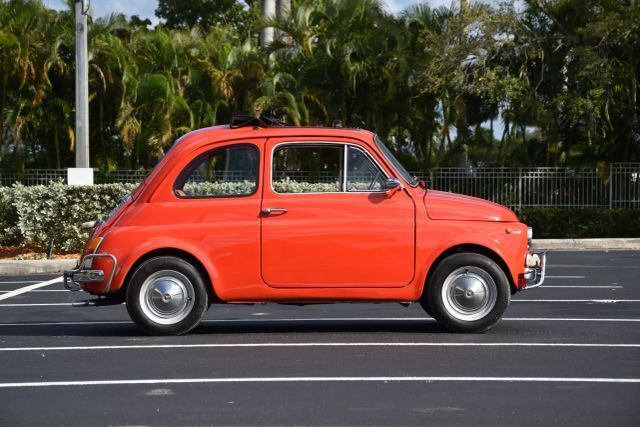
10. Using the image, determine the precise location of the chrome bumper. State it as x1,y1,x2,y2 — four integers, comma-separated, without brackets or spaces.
63,253,117,293
523,250,546,289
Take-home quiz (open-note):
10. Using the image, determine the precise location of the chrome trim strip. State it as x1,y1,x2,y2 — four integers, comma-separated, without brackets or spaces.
342,144,348,192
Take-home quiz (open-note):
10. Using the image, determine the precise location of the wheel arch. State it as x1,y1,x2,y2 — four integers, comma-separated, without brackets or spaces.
422,243,516,298
122,248,220,303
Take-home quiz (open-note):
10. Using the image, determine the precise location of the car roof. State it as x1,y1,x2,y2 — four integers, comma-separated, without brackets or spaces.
172,125,376,154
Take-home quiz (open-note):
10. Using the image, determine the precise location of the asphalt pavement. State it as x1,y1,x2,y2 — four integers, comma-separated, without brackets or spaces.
0,251,638,426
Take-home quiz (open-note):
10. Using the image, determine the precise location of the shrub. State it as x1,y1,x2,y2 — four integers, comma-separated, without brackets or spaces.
0,187,20,245
182,180,256,196
1,182,136,251
273,178,340,193
517,208,640,238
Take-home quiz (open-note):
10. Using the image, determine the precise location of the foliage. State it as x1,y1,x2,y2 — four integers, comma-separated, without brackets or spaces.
273,178,340,193
155,0,257,35
517,208,640,238
0,182,136,251
0,0,639,174
0,186,20,244
182,180,256,196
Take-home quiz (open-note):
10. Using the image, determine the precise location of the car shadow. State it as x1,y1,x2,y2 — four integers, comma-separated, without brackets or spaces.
0,318,449,337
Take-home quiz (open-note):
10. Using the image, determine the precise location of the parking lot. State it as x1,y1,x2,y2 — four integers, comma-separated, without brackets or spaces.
0,250,638,425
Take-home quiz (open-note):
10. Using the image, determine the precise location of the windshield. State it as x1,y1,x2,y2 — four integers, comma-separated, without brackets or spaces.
374,135,419,187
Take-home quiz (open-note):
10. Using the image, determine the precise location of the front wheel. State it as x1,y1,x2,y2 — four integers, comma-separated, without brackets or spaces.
422,253,510,333
126,256,209,335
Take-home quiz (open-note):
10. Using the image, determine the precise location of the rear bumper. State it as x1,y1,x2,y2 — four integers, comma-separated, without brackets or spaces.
523,250,546,289
63,253,117,293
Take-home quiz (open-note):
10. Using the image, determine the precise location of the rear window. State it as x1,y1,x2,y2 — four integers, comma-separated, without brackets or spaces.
175,144,259,197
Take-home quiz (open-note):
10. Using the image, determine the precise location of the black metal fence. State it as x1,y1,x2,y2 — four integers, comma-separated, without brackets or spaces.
1,163,639,208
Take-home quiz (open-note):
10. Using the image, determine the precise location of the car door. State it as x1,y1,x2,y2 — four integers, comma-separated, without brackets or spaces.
163,141,264,290
261,137,416,288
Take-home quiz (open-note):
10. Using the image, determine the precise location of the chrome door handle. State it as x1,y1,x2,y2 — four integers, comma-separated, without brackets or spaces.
261,207,288,215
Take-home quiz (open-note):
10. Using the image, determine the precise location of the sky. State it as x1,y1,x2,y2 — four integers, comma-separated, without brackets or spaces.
44,0,459,23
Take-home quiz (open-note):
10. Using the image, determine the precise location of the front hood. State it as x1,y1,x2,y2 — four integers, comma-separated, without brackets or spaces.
424,190,518,222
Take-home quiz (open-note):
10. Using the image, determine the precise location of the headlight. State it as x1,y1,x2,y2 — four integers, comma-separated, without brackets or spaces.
527,227,533,244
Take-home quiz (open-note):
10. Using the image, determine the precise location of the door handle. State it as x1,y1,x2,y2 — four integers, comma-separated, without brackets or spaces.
261,207,288,215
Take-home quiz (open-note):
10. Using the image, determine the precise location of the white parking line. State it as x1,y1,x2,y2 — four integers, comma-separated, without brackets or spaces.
0,320,131,326
512,299,640,303
551,265,640,269
0,376,638,388
3,299,640,307
545,276,585,279
0,277,63,302
0,290,69,293
539,286,623,288
0,303,74,307
1,342,638,352
0,317,639,327
0,281,43,284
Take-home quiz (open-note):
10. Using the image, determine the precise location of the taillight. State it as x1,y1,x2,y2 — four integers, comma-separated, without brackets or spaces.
81,236,104,269
84,236,103,255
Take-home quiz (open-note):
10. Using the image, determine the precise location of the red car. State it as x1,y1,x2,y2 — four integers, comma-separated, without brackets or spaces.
64,117,545,335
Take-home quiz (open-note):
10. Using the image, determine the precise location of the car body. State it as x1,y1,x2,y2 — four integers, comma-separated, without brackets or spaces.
64,120,545,335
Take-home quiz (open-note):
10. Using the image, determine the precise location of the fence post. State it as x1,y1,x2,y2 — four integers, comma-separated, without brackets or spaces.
518,169,522,210
609,165,613,209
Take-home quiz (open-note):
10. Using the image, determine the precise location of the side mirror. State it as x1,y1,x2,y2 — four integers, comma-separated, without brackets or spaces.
384,178,402,196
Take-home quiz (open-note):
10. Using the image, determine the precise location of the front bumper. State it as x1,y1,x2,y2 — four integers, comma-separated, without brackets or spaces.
523,250,546,289
63,253,117,293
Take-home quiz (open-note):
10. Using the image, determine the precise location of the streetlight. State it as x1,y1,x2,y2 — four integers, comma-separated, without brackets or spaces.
68,0,92,185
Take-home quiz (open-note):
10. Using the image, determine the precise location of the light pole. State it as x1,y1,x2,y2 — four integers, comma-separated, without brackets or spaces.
68,0,93,185
260,0,290,48
260,0,276,47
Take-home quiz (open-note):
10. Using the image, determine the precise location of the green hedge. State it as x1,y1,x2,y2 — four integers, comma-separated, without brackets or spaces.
0,182,136,251
1,183,639,252
517,208,640,238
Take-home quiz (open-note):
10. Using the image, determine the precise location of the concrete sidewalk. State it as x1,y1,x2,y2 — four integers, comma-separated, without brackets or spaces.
1,238,639,276
0,259,75,276
531,238,640,251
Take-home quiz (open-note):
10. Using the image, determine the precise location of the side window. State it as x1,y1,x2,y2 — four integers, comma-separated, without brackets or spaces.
273,145,343,193
176,145,258,197
346,146,386,191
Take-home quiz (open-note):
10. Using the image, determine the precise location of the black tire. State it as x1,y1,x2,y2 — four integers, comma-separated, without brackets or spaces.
126,256,209,335
421,253,510,333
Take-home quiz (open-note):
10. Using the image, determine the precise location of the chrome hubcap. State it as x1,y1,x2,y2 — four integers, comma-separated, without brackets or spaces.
139,270,194,325
441,266,497,321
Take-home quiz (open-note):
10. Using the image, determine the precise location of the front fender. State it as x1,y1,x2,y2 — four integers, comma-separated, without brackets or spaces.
419,221,528,292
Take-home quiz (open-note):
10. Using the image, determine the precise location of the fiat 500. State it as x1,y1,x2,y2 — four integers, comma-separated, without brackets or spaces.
64,118,545,335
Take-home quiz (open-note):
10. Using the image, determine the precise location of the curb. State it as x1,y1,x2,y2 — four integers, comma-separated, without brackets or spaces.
0,260,76,276
531,238,640,251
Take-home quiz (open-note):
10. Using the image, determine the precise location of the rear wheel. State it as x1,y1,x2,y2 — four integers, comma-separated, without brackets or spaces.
422,253,510,333
126,256,209,335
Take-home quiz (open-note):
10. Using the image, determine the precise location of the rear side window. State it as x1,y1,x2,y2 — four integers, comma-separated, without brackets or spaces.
176,145,259,197
273,145,343,193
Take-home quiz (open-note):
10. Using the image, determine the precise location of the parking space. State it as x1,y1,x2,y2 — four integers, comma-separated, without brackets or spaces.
0,251,639,425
